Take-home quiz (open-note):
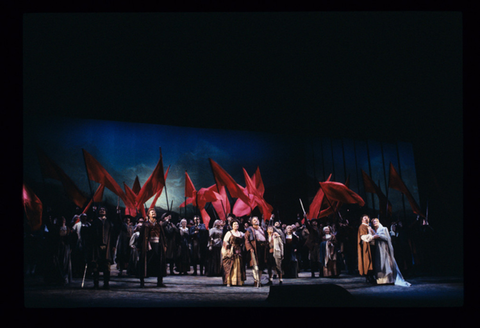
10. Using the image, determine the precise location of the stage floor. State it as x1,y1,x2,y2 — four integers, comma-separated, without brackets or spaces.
23,266,464,308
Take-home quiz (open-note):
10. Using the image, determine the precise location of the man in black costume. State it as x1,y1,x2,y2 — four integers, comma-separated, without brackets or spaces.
90,206,117,289
189,216,208,275
161,212,178,275
138,208,167,287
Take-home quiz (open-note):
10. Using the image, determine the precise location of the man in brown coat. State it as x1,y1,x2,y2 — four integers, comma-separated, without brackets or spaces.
244,216,268,287
357,214,375,284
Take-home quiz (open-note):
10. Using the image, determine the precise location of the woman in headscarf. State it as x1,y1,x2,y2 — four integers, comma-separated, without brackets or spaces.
371,218,411,287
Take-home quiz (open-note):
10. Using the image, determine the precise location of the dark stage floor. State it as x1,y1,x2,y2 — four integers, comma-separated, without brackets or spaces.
22,265,464,309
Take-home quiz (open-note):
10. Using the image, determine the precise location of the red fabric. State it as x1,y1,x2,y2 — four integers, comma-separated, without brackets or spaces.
361,169,378,194
209,159,251,205
37,147,88,208
180,171,197,208
232,192,256,217
148,166,170,211
319,181,365,207
243,168,273,221
82,184,106,214
307,174,332,219
23,183,43,231
132,176,141,195
194,185,222,230
211,185,230,221
123,182,139,217
361,169,392,217
199,208,211,231
135,154,167,208
253,167,265,196
388,163,425,217
185,171,196,198
82,149,133,208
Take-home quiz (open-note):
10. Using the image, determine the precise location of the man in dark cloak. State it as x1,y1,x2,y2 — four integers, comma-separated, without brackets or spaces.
138,208,167,287
90,206,118,289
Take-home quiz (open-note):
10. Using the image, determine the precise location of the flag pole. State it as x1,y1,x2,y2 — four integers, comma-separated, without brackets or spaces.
160,147,169,212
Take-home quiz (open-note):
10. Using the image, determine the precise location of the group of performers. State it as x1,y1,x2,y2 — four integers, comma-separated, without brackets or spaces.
24,204,415,289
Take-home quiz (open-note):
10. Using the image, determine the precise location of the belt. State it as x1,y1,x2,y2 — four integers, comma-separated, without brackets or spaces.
150,237,160,243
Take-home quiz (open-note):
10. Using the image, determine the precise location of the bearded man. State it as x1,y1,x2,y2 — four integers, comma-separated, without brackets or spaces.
244,216,268,287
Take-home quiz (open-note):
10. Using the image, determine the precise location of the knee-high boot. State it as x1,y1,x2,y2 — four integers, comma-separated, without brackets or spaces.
157,276,166,287
103,270,110,289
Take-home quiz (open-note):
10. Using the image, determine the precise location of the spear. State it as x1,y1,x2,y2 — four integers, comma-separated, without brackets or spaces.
299,198,306,216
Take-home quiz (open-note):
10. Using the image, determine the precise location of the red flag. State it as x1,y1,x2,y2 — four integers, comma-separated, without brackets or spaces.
37,147,88,208
123,182,139,217
148,166,170,211
253,167,265,196
209,159,251,205
132,176,141,194
82,184,106,214
23,183,43,231
135,152,167,208
388,163,425,217
307,174,332,219
242,168,273,221
195,185,222,230
361,169,392,217
232,191,256,217
319,181,365,207
82,149,133,208
211,185,231,221
185,171,196,198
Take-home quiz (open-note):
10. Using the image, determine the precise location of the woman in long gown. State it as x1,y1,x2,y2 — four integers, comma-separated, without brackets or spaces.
371,218,411,287
221,220,246,286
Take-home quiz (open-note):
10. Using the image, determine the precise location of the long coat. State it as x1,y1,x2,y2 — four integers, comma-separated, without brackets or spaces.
357,224,373,276
137,220,167,278
91,217,116,266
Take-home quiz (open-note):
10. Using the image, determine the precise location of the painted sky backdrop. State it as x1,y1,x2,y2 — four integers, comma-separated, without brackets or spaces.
23,115,420,223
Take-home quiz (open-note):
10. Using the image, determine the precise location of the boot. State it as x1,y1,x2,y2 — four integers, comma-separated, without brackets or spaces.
140,277,145,288
103,271,110,289
170,264,174,275
157,276,166,287
200,265,204,276
192,265,197,276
